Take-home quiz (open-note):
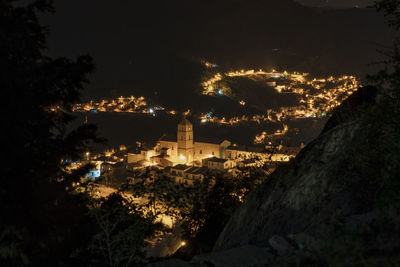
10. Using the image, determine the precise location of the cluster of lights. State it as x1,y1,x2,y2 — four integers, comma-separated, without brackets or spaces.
203,60,218,68
200,68,359,126
73,96,181,117
254,125,288,144
73,96,148,113
72,67,359,145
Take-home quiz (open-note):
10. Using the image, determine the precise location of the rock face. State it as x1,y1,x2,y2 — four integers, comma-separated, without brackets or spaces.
215,119,363,250
212,89,400,265
320,85,377,134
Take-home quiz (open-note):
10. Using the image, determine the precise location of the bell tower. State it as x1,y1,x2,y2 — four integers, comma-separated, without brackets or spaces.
177,117,194,163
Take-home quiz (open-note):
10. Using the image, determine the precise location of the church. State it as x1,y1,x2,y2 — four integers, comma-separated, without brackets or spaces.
127,117,298,169
153,118,231,166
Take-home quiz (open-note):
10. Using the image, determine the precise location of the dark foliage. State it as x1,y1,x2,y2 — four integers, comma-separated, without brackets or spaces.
128,167,267,259
372,0,400,29
86,193,163,267
368,0,400,100
0,1,104,265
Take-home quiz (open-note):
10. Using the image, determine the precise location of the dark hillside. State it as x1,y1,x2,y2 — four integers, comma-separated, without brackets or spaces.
42,0,394,99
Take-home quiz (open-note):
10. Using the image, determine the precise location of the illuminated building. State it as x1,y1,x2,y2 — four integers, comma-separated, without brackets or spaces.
154,118,296,168
177,118,194,163
203,157,236,171
155,118,231,165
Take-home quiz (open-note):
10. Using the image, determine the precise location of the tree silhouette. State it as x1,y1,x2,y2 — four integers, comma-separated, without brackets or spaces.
87,193,163,267
369,0,400,99
373,0,400,29
127,167,267,257
0,1,102,265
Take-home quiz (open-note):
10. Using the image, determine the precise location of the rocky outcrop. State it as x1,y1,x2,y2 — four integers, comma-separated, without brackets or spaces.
214,119,364,250
211,91,400,265
320,85,377,134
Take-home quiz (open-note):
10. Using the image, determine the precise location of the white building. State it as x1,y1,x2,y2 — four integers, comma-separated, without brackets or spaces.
155,118,231,165
204,157,236,171
154,118,300,168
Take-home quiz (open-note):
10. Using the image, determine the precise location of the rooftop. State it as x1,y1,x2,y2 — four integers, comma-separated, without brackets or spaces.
195,137,228,145
172,164,192,171
191,166,208,175
159,134,229,145
159,134,177,142
208,157,229,163
227,145,266,153
185,166,208,175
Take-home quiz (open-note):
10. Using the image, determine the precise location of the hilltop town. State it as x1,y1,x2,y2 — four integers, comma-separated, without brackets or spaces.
73,68,359,125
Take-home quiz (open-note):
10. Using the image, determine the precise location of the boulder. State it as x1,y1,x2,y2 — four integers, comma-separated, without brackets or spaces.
268,235,296,255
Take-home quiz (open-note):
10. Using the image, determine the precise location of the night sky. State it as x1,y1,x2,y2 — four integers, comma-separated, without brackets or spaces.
296,0,375,8
41,0,393,101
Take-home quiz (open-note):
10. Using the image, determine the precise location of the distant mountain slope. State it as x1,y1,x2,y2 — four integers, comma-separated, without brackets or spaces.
43,0,394,99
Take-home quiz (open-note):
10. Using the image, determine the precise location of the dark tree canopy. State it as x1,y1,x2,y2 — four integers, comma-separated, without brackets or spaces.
373,0,400,29
368,0,400,99
0,0,101,265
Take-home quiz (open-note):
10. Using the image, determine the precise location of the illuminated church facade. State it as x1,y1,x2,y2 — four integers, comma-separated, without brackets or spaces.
154,118,231,165
127,117,298,170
